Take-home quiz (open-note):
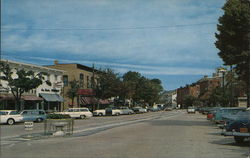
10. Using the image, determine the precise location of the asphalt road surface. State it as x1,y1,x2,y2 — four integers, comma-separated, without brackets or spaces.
1,110,250,158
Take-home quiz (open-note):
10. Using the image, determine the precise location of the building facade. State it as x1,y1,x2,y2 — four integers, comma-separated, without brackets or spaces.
46,60,99,110
177,84,200,108
0,59,64,111
165,90,177,108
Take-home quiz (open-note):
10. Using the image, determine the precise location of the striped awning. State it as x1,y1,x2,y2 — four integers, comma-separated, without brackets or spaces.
80,97,110,105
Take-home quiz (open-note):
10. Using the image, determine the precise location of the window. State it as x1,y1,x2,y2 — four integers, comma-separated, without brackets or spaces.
87,76,89,88
39,111,45,115
63,75,68,86
55,75,58,81
73,109,80,112
80,73,84,80
80,108,88,112
79,74,84,88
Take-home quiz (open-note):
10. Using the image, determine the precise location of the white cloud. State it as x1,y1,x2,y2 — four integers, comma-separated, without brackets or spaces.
2,0,225,76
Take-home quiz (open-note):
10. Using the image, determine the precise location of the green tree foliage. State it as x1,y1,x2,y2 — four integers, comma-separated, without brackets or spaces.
95,70,164,106
183,95,197,108
66,79,80,106
95,68,121,99
215,0,250,107
122,71,163,105
0,61,50,111
208,87,230,107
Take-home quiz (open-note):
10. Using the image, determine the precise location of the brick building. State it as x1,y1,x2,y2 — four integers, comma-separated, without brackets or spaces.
46,60,101,110
177,84,200,108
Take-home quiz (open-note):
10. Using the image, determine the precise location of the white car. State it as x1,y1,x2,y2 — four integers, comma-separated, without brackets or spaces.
187,107,196,113
93,109,106,116
59,108,93,119
0,110,24,125
93,108,123,116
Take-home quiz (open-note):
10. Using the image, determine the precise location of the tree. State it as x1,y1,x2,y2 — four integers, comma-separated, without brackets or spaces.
0,61,51,111
215,0,250,107
95,68,121,100
208,87,230,107
66,79,80,106
183,95,197,108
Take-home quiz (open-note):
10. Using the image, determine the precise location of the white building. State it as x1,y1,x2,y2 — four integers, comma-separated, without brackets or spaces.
0,59,64,111
165,90,177,108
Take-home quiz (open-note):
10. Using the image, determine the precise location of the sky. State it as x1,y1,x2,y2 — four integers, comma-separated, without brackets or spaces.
1,0,226,90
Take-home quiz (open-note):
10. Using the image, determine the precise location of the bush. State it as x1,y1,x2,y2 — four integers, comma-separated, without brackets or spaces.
47,114,71,119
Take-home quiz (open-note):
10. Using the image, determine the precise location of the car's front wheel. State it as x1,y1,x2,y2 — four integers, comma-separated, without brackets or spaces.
234,136,245,144
7,118,15,125
80,115,86,119
36,118,43,122
98,113,103,116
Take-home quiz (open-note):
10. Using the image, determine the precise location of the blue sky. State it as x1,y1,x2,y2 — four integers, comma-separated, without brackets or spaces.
1,0,226,90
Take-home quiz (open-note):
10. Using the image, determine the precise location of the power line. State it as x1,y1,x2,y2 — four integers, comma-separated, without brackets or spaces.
1,22,216,31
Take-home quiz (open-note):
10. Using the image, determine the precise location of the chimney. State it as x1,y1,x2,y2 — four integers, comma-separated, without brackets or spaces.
54,60,59,65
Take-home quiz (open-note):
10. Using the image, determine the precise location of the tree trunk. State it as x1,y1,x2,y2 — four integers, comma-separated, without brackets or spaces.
247,62,250,107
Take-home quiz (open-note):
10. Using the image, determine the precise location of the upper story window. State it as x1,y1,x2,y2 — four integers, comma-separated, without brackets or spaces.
79,73,84,88
87,76,89,88
63,75,68,86
80,73,84,80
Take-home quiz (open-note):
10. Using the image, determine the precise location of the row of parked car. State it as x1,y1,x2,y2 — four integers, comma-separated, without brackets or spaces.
0,106,165,125
0,110,47,125
199,107,250,144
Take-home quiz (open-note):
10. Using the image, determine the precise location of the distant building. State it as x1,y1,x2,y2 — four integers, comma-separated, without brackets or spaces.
0,59,64,111
165,90,177,108
177,84,200,108
197,76,221,102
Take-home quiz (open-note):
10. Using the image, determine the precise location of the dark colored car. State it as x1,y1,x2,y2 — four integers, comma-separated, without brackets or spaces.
222,109,250,143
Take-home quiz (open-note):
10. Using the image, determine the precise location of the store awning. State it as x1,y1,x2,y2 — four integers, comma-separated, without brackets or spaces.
80,97,98,105
0,93,15,101
40,93,64,102
22,95,43,101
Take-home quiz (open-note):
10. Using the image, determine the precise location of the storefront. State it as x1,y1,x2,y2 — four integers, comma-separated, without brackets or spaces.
0,93,43,110
39,93,64,112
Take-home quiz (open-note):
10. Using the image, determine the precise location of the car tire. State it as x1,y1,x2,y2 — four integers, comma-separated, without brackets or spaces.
115,113,120,116
234,136,245,144
98,113,103,116
80,115,86,119
7,118,15,125
36,118,43,122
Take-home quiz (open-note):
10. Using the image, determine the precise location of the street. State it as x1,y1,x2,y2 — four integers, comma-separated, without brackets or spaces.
1,110,250,158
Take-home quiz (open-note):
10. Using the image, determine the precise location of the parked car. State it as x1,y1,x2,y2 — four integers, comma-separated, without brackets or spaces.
213,107,246,124
118,107,134,115
187,107,196,114
19,109,47,122
105,107,123,116
207,107,221,120
0,110,24,125
93,107,122,116
132,107,147,113
147,107,160,112
93,109,106,116
222,109,250,143
59,108,92,119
